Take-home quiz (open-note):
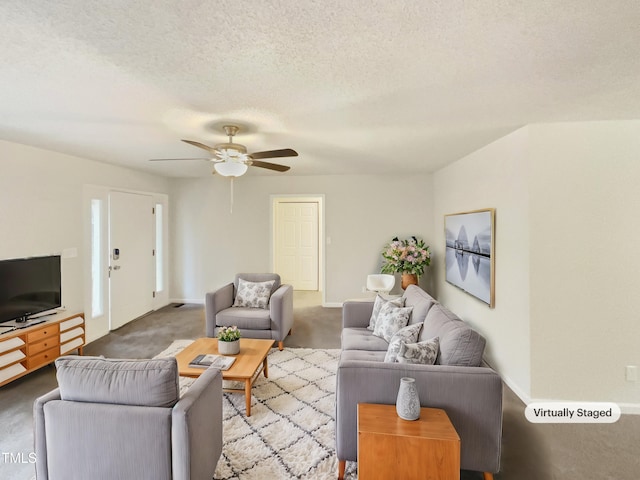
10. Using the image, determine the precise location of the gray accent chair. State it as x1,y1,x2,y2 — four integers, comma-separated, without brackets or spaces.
205,273,294,351
336,285,503,479
34,356,223,480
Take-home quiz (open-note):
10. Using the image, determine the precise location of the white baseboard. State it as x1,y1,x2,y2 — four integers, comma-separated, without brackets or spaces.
169,298,205,305
322,302,343,308
498,370,640,415
84,328,108,345
498,370,533,406
617,403,640,415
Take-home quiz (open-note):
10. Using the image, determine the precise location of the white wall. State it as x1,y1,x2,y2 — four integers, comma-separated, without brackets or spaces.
170,173,434,304
433,121,640,411
528,121,640,409
0,140,170,342
433,127,532,399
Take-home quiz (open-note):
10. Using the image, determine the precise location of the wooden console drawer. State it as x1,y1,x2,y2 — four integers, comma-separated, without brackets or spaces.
0,313,83,387
29,337,59,356
28,345,60,370
27,324,59,344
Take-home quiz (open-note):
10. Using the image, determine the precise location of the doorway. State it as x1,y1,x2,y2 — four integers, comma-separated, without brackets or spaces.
272,196,324,293
108,191,155,330
84,186,168,342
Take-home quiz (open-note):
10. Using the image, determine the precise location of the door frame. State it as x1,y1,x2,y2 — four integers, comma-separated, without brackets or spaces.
83,185,169,343
270,195,325,302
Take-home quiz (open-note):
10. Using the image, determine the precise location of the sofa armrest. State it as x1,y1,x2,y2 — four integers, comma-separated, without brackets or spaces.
269,284,294,340
205,283,234,337
342,300,374,329
34,388,62,480
172,367,223,480
335,359,502,473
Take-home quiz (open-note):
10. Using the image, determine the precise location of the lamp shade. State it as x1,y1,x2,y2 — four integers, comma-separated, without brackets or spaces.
214,161,248,177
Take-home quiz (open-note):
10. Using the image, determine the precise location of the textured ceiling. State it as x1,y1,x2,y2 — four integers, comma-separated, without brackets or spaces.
1,1,639,177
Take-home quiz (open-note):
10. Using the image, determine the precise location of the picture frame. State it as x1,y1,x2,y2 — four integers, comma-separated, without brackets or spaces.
444,208,495,307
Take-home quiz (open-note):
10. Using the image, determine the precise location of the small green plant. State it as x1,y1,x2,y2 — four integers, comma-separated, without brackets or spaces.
217,325,241,342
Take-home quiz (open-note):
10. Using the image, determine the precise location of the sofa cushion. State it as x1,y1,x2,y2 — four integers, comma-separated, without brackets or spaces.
373,302,413,342
341,328,390,351
55,356,179,408
384,323,423,363
217,307,271,330
233,278,275,309
402,285,438,325
367,295,405,331
420,304,486,366
397,337,439,365
340,349,387,363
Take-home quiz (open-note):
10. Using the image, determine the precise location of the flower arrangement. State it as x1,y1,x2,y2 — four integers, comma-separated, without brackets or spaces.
381,236,431,277
217,325,241,342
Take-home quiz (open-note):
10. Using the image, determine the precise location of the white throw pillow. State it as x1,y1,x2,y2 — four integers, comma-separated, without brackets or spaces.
384,323,423,363
367,295,405,331
373,302,413,342
397,337,440,365
233,279,275,309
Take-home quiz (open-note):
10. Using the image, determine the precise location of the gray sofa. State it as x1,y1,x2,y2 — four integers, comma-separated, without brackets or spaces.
205,273,293,350
336,285,503,479
34,356,223,480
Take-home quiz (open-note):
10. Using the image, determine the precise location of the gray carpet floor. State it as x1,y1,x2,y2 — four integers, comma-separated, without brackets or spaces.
0,291,638,479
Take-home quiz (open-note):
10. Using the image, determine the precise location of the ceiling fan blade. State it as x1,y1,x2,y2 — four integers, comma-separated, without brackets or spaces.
250,160,291,172
182,139,217,154
248,148,298,160
149,157,210,161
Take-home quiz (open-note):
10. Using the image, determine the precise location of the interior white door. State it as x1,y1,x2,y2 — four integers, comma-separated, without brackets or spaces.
109,191,154,330
275,202,319,290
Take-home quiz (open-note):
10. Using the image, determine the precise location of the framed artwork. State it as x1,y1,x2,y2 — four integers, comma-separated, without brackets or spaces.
444,209,495,307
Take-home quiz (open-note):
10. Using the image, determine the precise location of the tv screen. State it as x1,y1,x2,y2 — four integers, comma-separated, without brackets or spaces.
0,255,61,323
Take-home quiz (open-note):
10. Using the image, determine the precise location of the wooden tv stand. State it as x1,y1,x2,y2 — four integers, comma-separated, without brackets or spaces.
0,312,85,387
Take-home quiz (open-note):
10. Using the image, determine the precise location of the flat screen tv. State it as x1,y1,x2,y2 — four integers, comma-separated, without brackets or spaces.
0,255,61,324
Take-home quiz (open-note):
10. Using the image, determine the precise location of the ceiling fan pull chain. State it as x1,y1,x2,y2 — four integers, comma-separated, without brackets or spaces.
230,177,234,214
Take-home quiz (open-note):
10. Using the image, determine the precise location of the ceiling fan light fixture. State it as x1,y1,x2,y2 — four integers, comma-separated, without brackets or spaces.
214,161,248,177
215,148,248,163
215,142,247,155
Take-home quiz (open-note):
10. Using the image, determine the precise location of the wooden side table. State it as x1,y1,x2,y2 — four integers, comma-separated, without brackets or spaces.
357,403,461,480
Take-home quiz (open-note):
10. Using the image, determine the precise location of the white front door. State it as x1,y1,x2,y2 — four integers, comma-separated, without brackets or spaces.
275,201,319,290
109,191,154,330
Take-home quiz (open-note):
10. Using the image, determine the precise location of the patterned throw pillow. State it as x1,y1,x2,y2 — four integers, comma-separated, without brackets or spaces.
384,323,423,363
397,337,440,365
373,302,413,342
367,295,405,331
233,279,276,309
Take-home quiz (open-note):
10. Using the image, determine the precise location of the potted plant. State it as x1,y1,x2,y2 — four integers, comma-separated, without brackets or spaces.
217,325,241,355
381,236,431,289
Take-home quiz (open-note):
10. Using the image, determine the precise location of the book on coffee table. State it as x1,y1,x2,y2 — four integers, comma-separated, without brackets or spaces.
189,354,236,370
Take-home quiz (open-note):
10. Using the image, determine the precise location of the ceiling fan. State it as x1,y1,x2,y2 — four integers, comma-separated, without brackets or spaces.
150,125,297,177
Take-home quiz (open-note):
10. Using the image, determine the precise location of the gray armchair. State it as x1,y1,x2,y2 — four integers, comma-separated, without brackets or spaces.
34,356,223,480
205,273,293,351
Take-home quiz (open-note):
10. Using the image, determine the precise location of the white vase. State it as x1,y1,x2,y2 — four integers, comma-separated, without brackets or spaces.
218,339,240,355
396,377,420,420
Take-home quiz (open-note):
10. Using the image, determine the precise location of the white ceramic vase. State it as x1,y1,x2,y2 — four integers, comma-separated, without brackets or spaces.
396,377,420,420
218,339,240,355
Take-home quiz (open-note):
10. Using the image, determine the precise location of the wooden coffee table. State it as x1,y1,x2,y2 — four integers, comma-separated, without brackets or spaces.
176,337,274,416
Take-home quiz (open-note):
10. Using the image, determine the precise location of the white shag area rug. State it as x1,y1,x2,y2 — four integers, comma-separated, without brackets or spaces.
156,340,358,480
